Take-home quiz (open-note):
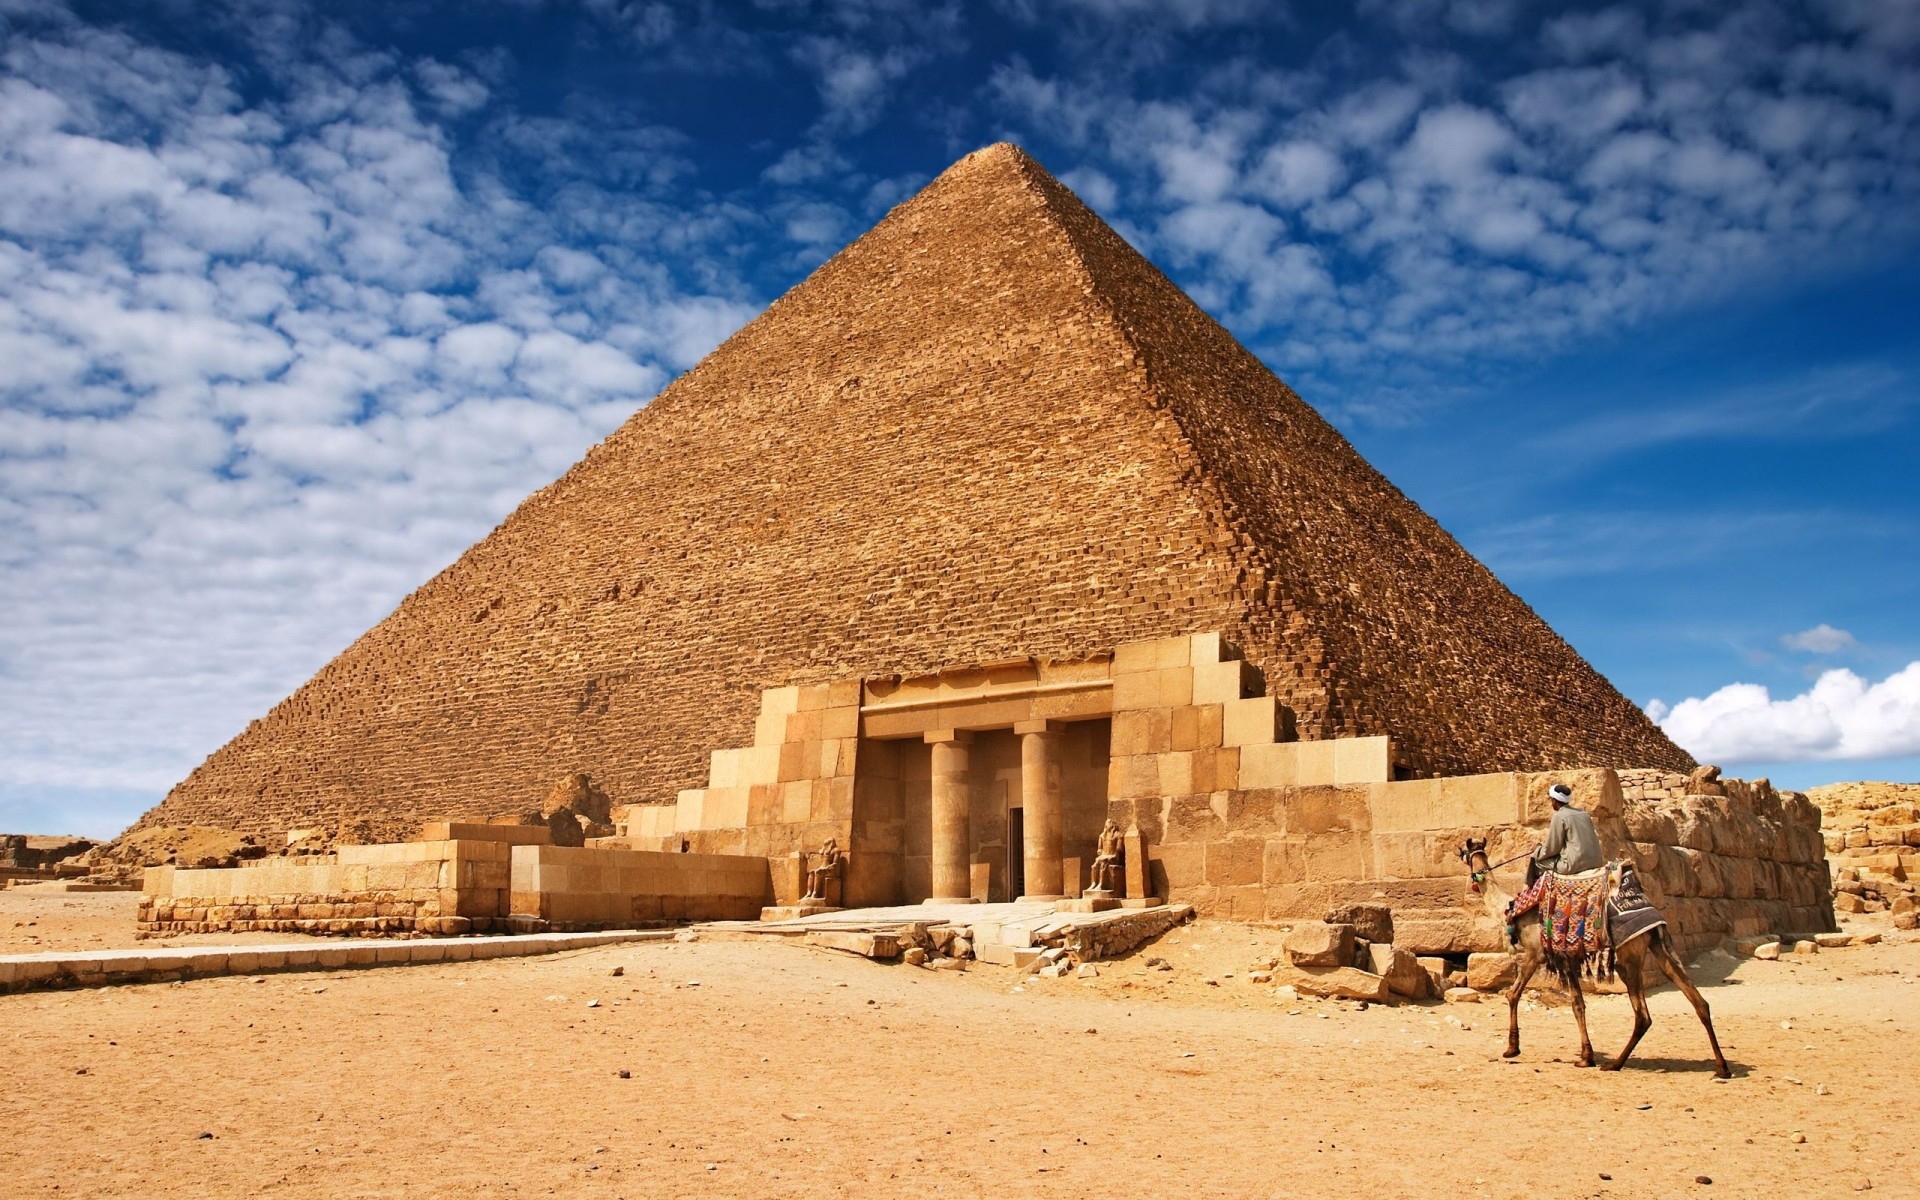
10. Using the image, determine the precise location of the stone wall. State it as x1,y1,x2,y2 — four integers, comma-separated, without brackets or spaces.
508,845,769,928
1120,766,1832,957
132,143,1687,846
139,839,514,936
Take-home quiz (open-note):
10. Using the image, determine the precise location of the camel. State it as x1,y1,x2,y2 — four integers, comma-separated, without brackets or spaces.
1458,837,1731,1078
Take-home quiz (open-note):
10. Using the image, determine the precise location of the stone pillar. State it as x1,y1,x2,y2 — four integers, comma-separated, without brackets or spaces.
1016,720,1065,899
926,730,976,904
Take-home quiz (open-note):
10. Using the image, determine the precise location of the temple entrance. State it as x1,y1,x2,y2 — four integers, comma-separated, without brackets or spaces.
1006,807,1025,900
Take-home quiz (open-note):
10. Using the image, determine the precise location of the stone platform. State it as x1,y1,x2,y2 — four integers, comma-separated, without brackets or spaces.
702,899,1193,965
0,929,671,994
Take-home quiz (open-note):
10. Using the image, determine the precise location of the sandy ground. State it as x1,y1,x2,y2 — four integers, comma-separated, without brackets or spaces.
1,887,340,954
3,893,1916,1200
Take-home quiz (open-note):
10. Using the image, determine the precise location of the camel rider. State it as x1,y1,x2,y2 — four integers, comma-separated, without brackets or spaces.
1534,783,1603,877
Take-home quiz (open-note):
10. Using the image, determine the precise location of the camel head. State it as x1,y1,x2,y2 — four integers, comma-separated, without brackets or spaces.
1458,837,1490,892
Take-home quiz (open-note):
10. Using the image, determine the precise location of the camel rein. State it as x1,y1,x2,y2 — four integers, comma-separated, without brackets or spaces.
1469,847,1535,890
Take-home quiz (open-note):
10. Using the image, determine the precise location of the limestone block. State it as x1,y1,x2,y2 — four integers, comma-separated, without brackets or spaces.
1262,838,1305,886
1280,786,1368,837
760,684,801,720
1283,921,1353,967
1333,737,1392,785
1204,839,1264,888
1222,697,1283,747
701,788,749,831
1110,711,1154,757
776,741,811,783
1438,773,1523,828
1170,704,1224,751
1366,943,1431,999
1191,659,1252,705
1157,751,1196,797
1328,902,1394,944
1238,742,1298,790
821,705,859,741
1279,964,1388,1002
1113,637,1164,674
1155,842,1205,891
1292,740,1336,786
784,709,824,744
1367,779,1445,834
1187,632,1225,665
1394,913,1504,955
1467,951,1516,991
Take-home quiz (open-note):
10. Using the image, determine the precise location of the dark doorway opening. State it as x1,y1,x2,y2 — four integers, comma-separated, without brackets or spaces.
1007,806,1025,900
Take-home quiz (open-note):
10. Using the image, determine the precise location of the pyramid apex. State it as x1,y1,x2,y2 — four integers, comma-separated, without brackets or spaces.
944,141,1046,180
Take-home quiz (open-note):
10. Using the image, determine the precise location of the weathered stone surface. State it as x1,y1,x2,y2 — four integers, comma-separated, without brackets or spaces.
1366,943,1432,999
1284,922,1354,968
127,143,1690,844
1467,952,1517,991
1279,965,1388,1002
1326,902,1393,945
804,930,900,959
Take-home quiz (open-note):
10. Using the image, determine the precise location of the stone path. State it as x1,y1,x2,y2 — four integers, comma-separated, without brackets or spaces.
0,929,671,993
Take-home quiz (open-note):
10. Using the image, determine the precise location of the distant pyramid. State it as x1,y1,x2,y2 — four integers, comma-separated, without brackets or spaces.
132,143,1689,839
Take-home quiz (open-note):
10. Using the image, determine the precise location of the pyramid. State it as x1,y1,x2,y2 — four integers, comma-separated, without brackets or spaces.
131,144,1690,840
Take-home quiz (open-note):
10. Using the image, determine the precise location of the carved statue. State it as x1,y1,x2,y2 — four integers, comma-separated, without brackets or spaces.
802,837,844,902
1088,819,1124,895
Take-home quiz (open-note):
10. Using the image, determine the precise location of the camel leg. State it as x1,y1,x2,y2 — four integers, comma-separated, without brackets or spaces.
1568,978,1595,1067
1504,944,1540,1059
1601,938,1653,1072
1650,933,1732,1078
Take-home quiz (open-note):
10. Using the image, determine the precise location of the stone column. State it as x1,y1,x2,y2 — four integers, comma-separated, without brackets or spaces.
1016,720,1065,899
925,730,975,903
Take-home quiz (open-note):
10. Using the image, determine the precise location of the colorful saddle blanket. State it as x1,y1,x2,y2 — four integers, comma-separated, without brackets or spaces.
1507,866,1611,960
1607,861,1666,949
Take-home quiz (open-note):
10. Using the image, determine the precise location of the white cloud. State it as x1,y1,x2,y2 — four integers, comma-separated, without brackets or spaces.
1648,662,1920,762
1780,624,1859,654
0,5,761,829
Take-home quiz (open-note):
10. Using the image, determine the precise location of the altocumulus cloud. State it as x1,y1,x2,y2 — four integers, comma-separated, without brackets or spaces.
1648,662,1920,764
0,4,757,826
989,0,1920,414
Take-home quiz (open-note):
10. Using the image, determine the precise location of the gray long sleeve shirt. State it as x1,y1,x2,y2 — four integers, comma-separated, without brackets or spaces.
1535,804,1604,875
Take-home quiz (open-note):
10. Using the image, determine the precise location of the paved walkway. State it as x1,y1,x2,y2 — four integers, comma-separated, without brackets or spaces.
0,929,671,993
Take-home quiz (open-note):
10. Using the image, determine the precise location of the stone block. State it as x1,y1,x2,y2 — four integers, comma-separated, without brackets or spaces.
1221,697,1281,747
1326,902,1393,944
1467,951,1516,991
1191,659,1252,705
1158,751,1196,797
1302,832,1367,881
804,931,899,959
1439,773,1523,828
1367,943,1432,999
1367,779,1446,834
1279,964,1388,1002
1238,742,1297,790
1291,740,1336,786
1262,838,1305,885
1333,737,1392,785
1284,921,1354,968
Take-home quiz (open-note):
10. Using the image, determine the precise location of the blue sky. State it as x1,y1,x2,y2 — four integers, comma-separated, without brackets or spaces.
1,0,1915,839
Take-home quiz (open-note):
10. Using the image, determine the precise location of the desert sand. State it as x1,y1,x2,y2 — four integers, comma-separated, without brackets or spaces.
2,891,1914,1200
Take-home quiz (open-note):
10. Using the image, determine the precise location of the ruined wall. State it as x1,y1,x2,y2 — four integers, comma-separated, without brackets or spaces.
135,144,1687,844
1121,767,1832,957
138,840,514,937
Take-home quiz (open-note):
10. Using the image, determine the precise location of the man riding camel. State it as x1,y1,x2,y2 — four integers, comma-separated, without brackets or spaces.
1533,782,1603,879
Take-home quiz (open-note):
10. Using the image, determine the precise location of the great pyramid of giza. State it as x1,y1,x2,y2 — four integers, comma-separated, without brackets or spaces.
130,143,1690,840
